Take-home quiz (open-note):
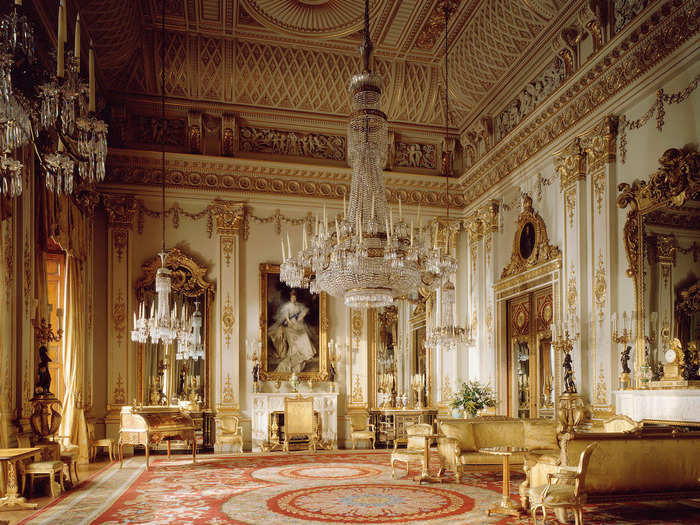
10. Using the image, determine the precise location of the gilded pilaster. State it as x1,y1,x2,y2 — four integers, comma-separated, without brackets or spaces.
103,195,137,439
212,200,246,415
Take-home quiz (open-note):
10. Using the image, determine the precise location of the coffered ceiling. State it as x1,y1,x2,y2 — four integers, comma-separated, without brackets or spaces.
64,0,567,134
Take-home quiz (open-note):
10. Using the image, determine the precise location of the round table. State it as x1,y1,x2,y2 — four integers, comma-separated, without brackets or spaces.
479,446,526,517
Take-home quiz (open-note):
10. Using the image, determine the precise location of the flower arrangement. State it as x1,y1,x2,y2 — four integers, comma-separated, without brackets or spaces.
450,381,497,417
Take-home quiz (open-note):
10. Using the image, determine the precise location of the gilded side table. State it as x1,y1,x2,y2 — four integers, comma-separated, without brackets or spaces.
0,448,41,510
479,446,526,517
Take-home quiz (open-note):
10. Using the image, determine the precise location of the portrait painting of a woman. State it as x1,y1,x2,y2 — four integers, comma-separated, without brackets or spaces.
260,264,327,380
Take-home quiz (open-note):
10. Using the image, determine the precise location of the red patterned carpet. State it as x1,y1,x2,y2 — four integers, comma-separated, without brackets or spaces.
18,450,700,524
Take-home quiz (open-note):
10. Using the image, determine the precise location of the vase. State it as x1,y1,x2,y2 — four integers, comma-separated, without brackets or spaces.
451,408,463,418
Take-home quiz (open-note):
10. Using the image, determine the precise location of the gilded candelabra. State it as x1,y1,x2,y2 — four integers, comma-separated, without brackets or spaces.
411,373,425,409
611,311,632,390
378,373,395,407
246,338,262,392
33,303,64,345
328,339,343,392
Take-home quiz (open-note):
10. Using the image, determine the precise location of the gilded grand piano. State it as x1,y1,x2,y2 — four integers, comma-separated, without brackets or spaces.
119,406,196,469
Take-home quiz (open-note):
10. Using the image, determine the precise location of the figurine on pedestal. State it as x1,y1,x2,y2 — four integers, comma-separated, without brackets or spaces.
328,362,336,392
30,346,62,443
252,361,260,392
563,352,576,393
619,346,632,389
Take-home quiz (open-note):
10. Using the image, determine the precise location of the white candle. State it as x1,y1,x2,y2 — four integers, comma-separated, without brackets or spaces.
74,13,80,59
335,218,340,239
343,194,347,218
303,227,307,249
359,210,362,240
398,197,402,219
371,194,375,221
287,233,292,259
61,0,68,44
323,204,327,230
134,312,137,328
389,208,393,232
281,238,285,261
57,1,65,77
88,45,95,112
410,220,414,246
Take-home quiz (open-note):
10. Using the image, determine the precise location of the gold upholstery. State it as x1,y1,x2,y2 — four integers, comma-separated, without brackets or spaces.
390,423,433,480
16,436,65,498
528,443,596,525
602,414,640,433
283,396,317,452
528,431,700,504
437,419,558,483
88,422,115,462
216,415,243,453
349,412,375,450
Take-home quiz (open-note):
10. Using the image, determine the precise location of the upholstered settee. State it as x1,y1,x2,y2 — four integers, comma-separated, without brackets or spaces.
523,430,700,509
437,418,559,482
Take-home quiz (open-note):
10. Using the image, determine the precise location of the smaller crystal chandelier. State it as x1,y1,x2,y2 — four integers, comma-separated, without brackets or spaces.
130,2,184,347
176,302,204,361
425,4,468,353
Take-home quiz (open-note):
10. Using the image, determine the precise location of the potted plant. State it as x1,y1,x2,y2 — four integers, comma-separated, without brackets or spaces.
450,380,497,418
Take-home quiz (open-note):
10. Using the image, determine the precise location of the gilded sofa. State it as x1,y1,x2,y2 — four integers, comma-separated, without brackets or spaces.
437,418,559,482
523,429,700,509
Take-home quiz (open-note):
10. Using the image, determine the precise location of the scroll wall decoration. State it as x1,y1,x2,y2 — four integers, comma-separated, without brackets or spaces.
618,73,699,163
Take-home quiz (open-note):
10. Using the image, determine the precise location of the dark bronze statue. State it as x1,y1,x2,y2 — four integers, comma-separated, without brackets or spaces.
621,346,631,374
34,345,53,396
563,352,577,393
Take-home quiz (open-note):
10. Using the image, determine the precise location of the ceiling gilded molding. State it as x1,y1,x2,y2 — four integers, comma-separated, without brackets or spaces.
240,0,381,38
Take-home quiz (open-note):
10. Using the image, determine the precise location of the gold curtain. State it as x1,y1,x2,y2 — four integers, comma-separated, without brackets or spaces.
43,191,92,463
58,254,89,462
0,207,12,452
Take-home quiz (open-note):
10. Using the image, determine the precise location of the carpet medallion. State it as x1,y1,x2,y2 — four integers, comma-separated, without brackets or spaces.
17,450,700,525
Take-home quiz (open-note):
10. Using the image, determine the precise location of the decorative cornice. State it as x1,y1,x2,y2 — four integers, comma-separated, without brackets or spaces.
105,149,467,208
103,195,137,229
462,0,698,204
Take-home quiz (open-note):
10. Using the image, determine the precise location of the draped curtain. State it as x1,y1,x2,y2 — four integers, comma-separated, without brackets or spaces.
39,187,92,463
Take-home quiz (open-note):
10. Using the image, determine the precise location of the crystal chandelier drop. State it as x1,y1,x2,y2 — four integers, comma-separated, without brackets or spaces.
425,5,468,353
281,0,438,309
130,2,183,347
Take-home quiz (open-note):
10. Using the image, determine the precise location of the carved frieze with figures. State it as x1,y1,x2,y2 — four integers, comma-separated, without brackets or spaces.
494,57,566,143
131,115,186,148
395,142,437,170
239,126,346,162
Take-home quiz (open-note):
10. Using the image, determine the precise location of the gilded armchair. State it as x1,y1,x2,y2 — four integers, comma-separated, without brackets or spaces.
390,423,433,480
528,443,597,525
283,396,317,452
16,435,65,497
349,412,375,449
216,415,244,453
88,422,115,462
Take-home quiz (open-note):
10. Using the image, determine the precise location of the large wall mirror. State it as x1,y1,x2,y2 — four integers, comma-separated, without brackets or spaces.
369,290,432,409
135,248,215,407
618,148,700,387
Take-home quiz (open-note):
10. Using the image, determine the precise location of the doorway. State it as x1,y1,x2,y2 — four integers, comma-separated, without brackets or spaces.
506,287,554,419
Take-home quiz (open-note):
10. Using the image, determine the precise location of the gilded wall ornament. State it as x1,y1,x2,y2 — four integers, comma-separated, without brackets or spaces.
594,364,607,405
113,372,126,405
593,170,606,214
351,374,364,404
565,189,576,228
222,293,234,348
113,290,126,348
567,264,577,317
222,373,235,404
593,252,607,322
222,237,234,267
500,194,561,279
112,230,128,262
23,237,31,317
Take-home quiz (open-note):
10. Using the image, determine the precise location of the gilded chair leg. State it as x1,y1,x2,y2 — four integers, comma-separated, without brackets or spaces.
59,470,65,493
74,461,79,483
371,438,375,449
29,474,34,497
391,460,396,479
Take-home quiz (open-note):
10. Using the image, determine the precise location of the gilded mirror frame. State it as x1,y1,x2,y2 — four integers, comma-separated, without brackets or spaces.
617,148,700,388
135,248,215,408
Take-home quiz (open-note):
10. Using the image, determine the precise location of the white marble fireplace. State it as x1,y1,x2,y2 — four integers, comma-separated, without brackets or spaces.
251,392,339,451
614,389,700,423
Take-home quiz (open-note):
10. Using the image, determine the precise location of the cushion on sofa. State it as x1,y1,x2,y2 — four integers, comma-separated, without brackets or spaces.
473,421,524,449
523,420,558,450
440,421,477,452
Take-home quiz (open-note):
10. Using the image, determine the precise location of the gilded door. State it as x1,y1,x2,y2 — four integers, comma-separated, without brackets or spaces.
506,287,554,419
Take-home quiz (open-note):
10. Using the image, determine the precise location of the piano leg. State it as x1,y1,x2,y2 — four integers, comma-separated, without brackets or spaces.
167,440,171,459
145,444,150,470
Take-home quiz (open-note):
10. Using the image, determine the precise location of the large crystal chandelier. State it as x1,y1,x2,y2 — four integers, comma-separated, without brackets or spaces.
425,5,468,353
130,2,184,346
0,1,107,200
281,0,440,309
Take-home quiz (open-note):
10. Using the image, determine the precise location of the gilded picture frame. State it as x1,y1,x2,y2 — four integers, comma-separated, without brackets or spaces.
259,263,329,382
